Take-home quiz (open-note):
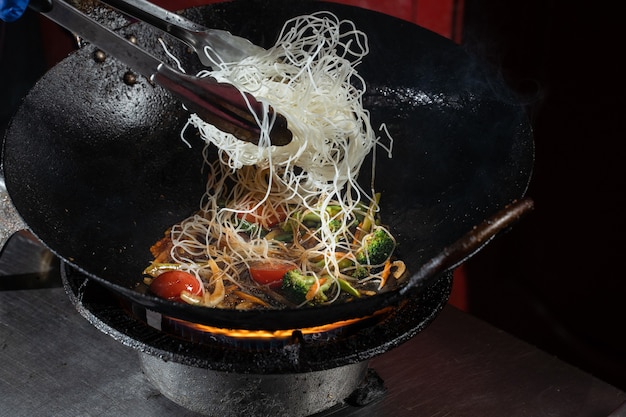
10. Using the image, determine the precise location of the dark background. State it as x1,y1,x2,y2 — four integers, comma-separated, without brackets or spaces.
462,0,626,391
0,11,47,136
2,0,625,392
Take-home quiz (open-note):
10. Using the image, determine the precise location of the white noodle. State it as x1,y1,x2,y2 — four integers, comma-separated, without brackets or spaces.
159,12,394,307
190,12,381,198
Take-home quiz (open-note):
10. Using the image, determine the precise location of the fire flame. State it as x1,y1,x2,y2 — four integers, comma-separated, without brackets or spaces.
168,307,393,340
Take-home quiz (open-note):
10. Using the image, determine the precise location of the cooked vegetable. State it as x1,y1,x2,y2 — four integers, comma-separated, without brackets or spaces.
234,217,265,235
236,203,287,229
297,205,346,232
148,270,202,303
249,261,297,289
142,13,404,310
282,269,331,305
355,227,396,266
337,277,361,298
378,259,393,290
143,262,180,277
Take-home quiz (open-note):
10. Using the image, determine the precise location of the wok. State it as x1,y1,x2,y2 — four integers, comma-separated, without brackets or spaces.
1,0,534,329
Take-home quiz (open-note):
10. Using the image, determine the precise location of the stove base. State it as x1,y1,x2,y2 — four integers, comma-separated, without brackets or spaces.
139,352,371,416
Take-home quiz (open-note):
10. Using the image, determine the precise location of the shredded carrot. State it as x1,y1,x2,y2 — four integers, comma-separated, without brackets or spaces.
234,290,270,307
378,259,392,290
305,277,327,301
312,251,347,263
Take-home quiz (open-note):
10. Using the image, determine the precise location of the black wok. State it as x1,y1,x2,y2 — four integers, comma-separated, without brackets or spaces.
1,0,534,329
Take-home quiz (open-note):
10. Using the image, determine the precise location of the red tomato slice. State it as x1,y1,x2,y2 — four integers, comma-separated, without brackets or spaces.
236,203,287,228
249,261,296,288
149,270,201,302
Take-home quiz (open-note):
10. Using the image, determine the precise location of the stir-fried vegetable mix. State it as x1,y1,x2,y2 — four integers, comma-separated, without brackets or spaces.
144,190,406,309
142,12,408,309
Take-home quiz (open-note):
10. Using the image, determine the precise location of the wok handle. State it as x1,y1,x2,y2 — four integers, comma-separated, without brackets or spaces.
0,174,27,253
400,197,535,295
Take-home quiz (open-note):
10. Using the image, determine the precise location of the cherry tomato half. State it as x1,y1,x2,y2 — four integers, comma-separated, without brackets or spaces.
249,261,296,289
236,204,287,228
149,270,201,302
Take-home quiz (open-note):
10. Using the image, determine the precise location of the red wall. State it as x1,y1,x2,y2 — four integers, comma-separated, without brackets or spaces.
329,0,464,43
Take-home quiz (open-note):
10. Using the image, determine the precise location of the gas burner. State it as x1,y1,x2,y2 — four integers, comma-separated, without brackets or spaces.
148,308,392,350
61,263,452,416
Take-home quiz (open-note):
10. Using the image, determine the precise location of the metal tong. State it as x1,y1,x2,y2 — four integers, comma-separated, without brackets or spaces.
99,0,266,65
31,0,292,146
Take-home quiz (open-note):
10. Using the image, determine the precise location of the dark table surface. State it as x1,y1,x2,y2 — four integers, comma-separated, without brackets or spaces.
1,232,626,417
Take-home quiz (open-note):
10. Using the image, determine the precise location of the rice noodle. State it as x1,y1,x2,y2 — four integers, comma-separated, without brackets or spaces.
148,12,397,308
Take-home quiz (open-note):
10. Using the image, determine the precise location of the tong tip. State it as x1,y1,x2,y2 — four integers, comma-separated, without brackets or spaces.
155,67,293,146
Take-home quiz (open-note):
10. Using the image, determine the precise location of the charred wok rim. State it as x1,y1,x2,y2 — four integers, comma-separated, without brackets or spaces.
62,262,454,373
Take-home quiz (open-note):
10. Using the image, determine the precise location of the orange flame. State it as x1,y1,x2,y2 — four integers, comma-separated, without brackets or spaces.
168,307,393,340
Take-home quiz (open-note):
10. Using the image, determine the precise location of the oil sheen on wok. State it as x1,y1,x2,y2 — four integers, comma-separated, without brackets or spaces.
141,12,407,309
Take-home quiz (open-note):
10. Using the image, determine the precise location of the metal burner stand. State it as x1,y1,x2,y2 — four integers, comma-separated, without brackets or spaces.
140,354,368,416
60,262,452,416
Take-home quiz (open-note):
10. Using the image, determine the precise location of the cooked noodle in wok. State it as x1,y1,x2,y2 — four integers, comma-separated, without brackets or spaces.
143,12,406,309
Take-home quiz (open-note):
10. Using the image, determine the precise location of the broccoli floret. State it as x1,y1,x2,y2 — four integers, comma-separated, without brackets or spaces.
351,265,369,279
355,228,395,266
281,269,331,304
